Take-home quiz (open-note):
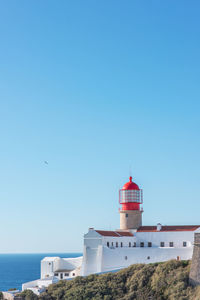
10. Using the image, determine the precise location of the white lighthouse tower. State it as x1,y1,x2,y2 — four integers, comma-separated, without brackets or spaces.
119,176,143,230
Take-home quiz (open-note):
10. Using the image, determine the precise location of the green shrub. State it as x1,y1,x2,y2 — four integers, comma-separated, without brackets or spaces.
39,260,200,300
18,290,38,300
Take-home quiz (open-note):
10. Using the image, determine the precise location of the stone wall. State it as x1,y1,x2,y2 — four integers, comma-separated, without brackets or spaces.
120,210,142,229
189,232,200,286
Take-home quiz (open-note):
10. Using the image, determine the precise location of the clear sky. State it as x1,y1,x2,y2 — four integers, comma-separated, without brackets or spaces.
0,0,200,253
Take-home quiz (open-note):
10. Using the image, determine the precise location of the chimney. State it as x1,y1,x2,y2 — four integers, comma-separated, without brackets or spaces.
157,223,162,231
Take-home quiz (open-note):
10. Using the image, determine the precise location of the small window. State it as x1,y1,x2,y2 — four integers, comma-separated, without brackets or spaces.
72,273,75,276
160,242,165,247
65,273,69,276
183,241,187,247
54,273,58,276
169,242,174,247
111,242,113,247
60,273,63,279
148,242,152,247
133,242,136,247
121,242,123,247
125,256,128,260
129,242,131,247
107,242,109,247
140,242,144,247
116,242,118,247
147,256,150,260
49,262,51,265
126,213,128,218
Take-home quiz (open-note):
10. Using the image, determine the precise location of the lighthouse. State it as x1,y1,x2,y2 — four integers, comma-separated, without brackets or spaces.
119,176,143,230
23,174,200,290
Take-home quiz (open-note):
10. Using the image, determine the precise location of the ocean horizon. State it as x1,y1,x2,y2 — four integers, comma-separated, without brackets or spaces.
0,253,82,292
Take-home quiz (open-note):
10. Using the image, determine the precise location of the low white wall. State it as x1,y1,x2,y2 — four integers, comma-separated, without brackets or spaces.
102,246,193,272
22,279,39,290
2,292,15,300
23,278,58,293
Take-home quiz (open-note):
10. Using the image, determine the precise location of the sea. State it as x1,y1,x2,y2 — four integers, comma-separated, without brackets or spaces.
0,253,82,292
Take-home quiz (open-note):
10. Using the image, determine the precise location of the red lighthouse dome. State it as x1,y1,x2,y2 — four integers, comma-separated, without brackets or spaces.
122,176,139,191
119,176,143,211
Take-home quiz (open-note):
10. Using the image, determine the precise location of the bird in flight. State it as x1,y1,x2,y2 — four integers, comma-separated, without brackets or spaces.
44,161,48,165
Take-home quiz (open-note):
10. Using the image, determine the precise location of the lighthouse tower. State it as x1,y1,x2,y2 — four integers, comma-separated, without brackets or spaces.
119,176,143,230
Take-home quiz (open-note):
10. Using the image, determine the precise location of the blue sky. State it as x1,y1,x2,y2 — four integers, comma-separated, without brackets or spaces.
0,0,200,252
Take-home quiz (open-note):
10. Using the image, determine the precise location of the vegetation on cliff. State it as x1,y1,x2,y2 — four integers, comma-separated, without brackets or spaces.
20,260,200,300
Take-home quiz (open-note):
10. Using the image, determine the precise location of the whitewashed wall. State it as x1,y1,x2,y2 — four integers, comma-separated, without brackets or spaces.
101,246,193,272
41,257,82,279
82,229,196,276
41,258,57,278
134,231,194,247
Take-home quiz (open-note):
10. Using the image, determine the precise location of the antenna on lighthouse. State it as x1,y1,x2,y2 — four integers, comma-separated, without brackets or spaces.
129,164,132,177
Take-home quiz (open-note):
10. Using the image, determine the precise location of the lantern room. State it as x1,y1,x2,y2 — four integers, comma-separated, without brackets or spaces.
119,176,143,211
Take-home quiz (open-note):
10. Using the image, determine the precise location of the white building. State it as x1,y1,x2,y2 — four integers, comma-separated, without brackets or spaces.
23,176,200,293
81,226,198,276
22,256,83,294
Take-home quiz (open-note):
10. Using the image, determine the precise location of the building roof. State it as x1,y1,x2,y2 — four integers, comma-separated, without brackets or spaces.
95,230,134,237
137,225,200,232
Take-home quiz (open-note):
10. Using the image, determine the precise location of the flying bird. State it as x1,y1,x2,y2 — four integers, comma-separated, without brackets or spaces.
44,161,49,165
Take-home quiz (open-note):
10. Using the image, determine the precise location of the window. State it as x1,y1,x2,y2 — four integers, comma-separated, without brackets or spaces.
169,242,174,247
60,273,63,279
183,241,187,247
72,273,75,276
126,213,128,218
148,242,152,247
140,242,144,247
54,273,58,276
133,242,136,247
49,262,51,265
147,256,150,260
107,242,109,247
121,242,123,247
125,256,128,260
65,273,69,276
111,242,113,247
116,242,118,247
129,242,131,247
160,242,165,247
